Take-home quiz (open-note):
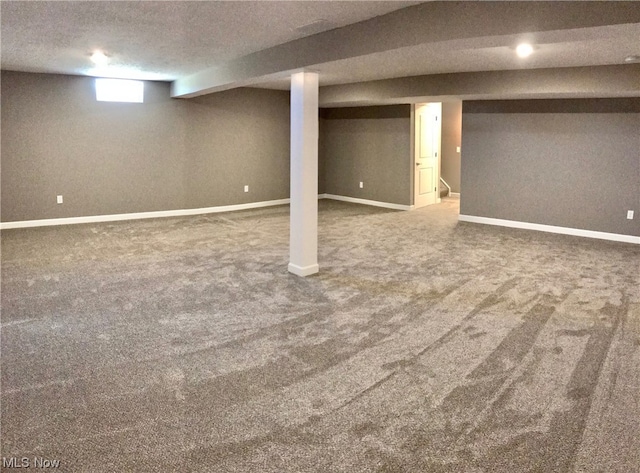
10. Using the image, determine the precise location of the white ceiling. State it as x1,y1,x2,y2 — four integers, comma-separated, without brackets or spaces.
1,1,422,81
2,1,639,94
255,23,640,89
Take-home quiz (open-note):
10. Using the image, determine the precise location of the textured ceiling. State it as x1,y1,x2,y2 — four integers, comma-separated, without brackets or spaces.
1,1,639,97
255,23,640,89
1,1,421,80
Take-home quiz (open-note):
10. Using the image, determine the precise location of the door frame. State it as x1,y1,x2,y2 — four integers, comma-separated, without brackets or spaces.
413,102,442,209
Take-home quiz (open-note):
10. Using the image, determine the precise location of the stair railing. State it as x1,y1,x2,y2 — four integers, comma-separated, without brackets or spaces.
440,177,452,197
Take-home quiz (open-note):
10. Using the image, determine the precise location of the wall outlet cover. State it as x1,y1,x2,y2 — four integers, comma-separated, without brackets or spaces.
627,210,634,220
56,195,63,204
244,185,249,193
359,182,364,188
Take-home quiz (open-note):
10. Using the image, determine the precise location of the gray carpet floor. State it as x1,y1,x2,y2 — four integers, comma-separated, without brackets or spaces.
2,198,639,472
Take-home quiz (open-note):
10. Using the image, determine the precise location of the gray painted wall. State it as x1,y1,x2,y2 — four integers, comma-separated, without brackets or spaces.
1,71,291,222
441,101,462,193
184,88,290,208
1,72,188,221
460,101,640,237
318,118,328,195
320,106,412,205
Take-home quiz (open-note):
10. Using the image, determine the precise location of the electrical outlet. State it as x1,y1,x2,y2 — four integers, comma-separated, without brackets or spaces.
627,210,634,220
359,182,364,189
456,146,461,153
56,195,63,204
244,185,249,193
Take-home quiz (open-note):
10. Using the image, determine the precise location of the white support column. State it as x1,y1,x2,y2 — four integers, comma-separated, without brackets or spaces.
288,72,319,277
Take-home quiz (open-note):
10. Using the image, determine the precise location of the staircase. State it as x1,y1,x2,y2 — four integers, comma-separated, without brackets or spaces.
439,177,451,199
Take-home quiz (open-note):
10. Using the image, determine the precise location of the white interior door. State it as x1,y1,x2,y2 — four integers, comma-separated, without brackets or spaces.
414,103,441,208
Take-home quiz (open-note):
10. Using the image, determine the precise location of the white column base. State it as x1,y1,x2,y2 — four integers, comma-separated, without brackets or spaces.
288,263,320,277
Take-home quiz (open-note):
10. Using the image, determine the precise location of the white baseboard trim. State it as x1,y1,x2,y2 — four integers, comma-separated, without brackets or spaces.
320,194,413,211
1,194,413,230
458,214,640,245
288,262,320,277
0,198,291,230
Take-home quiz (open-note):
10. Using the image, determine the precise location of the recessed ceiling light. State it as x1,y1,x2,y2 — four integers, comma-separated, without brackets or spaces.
624,55,640,63
516,43,534,58
90,51,109,65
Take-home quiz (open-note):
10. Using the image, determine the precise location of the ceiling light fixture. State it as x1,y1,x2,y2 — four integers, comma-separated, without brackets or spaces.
624,55,640,63
515,43,534,58
90,51,109,65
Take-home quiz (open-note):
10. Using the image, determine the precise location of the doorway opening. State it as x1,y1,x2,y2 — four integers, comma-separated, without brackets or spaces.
413,101,462,209
414,102,441,209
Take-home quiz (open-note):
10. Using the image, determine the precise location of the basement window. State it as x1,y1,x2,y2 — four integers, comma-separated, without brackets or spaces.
95,78,144,103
